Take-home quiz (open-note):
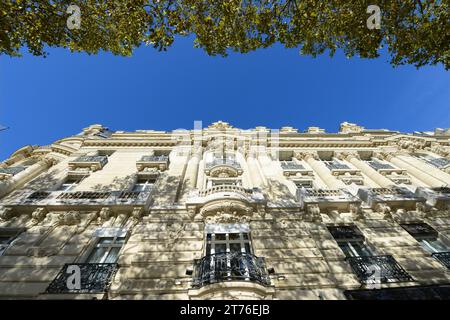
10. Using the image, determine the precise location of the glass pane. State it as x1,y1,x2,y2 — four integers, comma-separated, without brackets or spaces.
215,234,226,241
115,237,126,244
98,237,114,244
244,243,251,253
229,233,240,240
351,242,372,257
420,239,449,253
104,247,120,263
132,184,145,192
215,244,227,254
242,233,249,240
0,236,12,244
206,233,212,241
206,243,211,255
339,242,371,258
230,243,241,253
87,247,108,263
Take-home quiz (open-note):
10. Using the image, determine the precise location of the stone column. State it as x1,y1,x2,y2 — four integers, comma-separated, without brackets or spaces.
0,158,54,199
295,152,346,189
336,152,394,187
183,147,203,191
395,153,450,185
376,152,446,187
246,150,265,188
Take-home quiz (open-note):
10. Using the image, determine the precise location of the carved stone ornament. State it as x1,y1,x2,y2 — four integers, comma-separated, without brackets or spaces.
98,207,111,223
209,166,240,178
376,203,393,220
0,207,13,221
294,151,318,161
305,204,322,222
199,200,253,223
350,203,364,220
58,211,81,225
335,151,360,161
397,138,427,152
31,207,47,224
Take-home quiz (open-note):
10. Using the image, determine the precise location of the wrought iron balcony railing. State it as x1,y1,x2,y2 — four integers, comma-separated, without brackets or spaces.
192,252,271,288
140,155,169,162
432,252,450,270
20,190,152,207
136,155,170,172
415,187,450,209
73,156,109,166
45,263,118,294
346,255,413,284
297,188,361,211
69,155,109,171
357,187,425,210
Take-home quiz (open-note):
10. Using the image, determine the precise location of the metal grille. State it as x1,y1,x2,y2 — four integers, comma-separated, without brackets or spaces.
27,191,51,200
57,191,111,200
328,226,365,241
432,252,450,270
347,255,413,284
74,156,108,166
45,263,119,294
140,155,169,162
192,252,270,288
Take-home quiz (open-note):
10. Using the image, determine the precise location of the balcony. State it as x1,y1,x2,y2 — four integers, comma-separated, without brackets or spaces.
15,190,152,208
415,187,450,209
0,166,27,180
297,188,361,211
323,160,358,174
136,155,169,172
192,252,270,288
187,185,265,206
68,156,108,172
432,252,450,270
204,159,243,177
45,263,118,294
347,255,413,284
357,187,425,210
280,161,312,177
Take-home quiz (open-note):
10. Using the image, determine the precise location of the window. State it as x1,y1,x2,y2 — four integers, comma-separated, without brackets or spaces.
132,177,156,192
294,180,313,189
323,160,350,170
401,223,449,254
0,228,25,256
205,232,252,256
366,158,395,170
415,154,450,169
58,177,85,191
86,236,125,263
328,226,372,258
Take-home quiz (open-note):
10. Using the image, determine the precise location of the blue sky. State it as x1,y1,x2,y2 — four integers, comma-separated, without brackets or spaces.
0,36,449,161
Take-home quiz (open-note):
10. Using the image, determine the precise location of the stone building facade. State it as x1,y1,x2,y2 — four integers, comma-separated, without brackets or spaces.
1,121,450,300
